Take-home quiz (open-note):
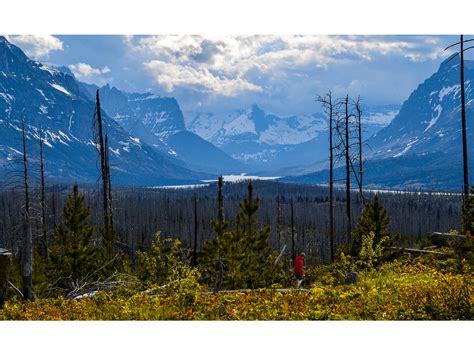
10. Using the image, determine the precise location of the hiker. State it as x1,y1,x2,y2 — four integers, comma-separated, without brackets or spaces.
294,252,305,289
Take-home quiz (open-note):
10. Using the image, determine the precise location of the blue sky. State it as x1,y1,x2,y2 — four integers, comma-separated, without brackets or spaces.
6,35,473,116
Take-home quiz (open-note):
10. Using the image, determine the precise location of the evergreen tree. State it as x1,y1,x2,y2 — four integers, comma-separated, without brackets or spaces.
199,182,274,290
237,182,272,289
350,195,391,256
198,177,231,286
47,184,99,292
137,231,194,287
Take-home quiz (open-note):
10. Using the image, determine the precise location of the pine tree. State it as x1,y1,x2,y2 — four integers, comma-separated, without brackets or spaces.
237,182,272,289
198,177,230,286
47,184,99,292
350,195,391,256
199,182,273,290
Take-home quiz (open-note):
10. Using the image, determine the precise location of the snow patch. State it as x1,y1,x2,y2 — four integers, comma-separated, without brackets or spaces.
0,93,14,103
50,83,72,96
39,64,59,76
109,147,120,156
129,136,141,145
438,85,460,101
39,105,48,114
424,104,442,132
393,138,419,158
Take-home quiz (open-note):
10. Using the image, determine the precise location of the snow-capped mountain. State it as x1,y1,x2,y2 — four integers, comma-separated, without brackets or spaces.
367,58,474,161
187,103,399,173
287,59,474,190
189,104,327,146
80,83,244,174
0,36,206,186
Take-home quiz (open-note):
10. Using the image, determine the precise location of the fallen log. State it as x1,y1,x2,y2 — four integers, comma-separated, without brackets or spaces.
200,288,311,295
431,232,466,247
390,247,453,260
0,248,12,307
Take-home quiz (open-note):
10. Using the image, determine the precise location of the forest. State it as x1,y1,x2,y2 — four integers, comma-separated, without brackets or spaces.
0,42,473,321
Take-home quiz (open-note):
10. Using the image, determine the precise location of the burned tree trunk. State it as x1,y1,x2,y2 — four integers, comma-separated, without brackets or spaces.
192,194,198,267
355,97,365,205
21,120,34,301
344,95,352,244
291,200,295,260
105,133,114,230
317,92,335,261
95,90,114,258
460,35,470,205
39,136,48,259
0,249,12,308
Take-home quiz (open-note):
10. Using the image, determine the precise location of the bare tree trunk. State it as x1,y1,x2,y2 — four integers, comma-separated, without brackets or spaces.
95,90,113,257
192,194,198,267
0,249,12,308
460,35,470,205
355,97,365,205
21,120,34,301
51,192,57,230
105,133,114,230
317,92,335,261
217,176,224,218
344,95,352,244
328,95,335,261
291,200,295,260
276,195,282,250
39,136,48,259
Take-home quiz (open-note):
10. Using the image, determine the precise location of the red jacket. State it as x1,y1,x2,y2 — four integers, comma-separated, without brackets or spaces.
294,255,304,276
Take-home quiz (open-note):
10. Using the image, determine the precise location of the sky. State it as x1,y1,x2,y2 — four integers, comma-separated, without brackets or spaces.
6,34,473,118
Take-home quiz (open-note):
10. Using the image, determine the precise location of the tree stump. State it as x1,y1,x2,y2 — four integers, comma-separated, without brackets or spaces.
345,271,358,284
0,248,12,308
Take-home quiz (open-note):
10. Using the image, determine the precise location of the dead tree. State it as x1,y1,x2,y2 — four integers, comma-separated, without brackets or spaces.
0,249,12,307
39,134,48,259
332,94,365,246
20,119,35,301
217,176,224,217
192,194,198,267
317,92,336,261
354,97,366,205
94,90,114,258
105,133,114,230
344,95,352,243
290,200,295,260
276,195,283,250
444,35,474,207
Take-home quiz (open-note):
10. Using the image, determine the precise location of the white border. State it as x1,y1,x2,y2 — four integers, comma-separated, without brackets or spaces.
1,0,473,34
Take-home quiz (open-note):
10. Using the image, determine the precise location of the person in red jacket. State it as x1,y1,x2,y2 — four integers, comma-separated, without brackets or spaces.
294,252,305,289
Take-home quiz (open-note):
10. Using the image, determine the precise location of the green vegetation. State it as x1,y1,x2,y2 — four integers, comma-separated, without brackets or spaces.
46,184,100,294
198,182,274,290
1,256,471,320
1,183,472,320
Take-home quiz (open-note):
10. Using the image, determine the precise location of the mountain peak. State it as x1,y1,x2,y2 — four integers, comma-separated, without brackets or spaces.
0,36,30,73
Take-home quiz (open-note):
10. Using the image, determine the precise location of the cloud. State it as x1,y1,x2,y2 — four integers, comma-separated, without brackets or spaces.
126,35,445,96
144,60,262,96
68,63,111,84
6,35,63,58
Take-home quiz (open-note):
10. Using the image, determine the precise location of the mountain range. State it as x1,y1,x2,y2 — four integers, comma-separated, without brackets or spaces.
0,36,207,186
79,83,245,174
2,35,471,190
286,58,474,190
186,103,399,173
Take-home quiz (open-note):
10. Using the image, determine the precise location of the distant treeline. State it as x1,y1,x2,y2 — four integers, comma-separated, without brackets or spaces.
0,180,462,264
